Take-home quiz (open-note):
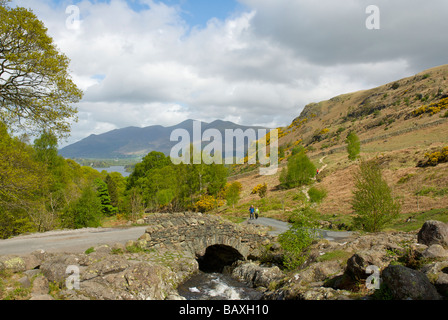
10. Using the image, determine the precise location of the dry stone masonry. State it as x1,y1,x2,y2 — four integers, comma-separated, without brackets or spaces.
140,212,274,261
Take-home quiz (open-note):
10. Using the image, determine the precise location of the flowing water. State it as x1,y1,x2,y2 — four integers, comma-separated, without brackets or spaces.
177,271,263,300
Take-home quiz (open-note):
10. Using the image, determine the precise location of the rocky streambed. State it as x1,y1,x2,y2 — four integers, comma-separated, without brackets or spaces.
1,220,448,300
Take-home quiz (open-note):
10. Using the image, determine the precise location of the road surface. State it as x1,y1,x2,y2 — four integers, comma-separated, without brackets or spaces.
247,217,354,241
0,226,148,256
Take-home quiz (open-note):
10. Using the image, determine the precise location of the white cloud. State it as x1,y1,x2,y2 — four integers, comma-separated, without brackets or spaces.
10,0,448,148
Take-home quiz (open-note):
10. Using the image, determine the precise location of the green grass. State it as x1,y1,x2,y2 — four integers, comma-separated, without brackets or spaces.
386,208,448,232
415,187,448,197
317,250,352,263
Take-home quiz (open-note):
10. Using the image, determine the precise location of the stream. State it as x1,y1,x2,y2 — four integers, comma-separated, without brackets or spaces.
177,271,263,300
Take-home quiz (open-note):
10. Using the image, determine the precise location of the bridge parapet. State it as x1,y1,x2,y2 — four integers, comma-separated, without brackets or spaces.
141,212,273,261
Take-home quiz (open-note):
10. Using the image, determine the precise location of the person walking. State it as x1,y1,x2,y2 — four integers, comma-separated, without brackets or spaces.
249,205,255,220
255,207,259,219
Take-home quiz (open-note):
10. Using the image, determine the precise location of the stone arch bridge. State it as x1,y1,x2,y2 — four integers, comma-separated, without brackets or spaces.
140,212,274,272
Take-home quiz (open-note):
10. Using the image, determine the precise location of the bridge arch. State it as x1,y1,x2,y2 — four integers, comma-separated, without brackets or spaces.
141,212,273,269
197,244,244,272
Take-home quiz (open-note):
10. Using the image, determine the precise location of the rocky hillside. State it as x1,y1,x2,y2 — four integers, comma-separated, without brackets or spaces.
228,64,448,222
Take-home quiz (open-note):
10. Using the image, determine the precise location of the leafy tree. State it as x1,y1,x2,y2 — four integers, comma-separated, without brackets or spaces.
225,181,242,208
0,4,82,137
127,151,171,189
205,163,228,196
351,159,400,232
95,178,117,216
33,131,59,167
62,186,103,229
127,187,144,221
346,131,361,161
0,123,45,210
278,206,319,270
105,174,119,208
280,149,316,188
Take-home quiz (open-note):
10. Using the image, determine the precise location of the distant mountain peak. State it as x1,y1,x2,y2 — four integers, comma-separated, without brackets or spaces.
59,119,269,159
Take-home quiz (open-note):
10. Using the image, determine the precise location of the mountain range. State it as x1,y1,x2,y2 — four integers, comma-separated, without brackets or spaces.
58,119,269,159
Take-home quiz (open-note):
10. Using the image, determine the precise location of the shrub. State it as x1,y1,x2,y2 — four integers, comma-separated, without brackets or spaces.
194,194,224,213
278,207,319,270
411,97,448,117
419,146,448,166
251,183,268,198
391,82,400,90
308,186,327,203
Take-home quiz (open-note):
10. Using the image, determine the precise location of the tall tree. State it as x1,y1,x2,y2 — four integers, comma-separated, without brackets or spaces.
95,178,117,216
0,4,82,137
225,182,242,208
0,123,47,237
346,131,361,161
351,159,400,232
280,149,316,188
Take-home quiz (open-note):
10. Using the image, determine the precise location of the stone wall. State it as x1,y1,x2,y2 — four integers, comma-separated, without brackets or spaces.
141,212,273,260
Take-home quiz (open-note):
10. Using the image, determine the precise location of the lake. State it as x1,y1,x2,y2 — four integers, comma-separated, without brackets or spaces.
93,166,131,177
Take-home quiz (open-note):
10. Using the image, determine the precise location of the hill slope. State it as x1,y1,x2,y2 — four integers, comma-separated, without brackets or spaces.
226,64,448,225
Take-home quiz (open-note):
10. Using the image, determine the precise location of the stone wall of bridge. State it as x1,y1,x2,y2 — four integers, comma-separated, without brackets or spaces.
141,212,273,261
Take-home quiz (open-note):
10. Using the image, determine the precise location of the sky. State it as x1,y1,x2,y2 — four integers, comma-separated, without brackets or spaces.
8,0,448,147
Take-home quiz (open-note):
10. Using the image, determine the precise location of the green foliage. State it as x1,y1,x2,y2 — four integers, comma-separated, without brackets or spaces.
61,186,103,229
126,150,228,212
85,247,95,255
225,181,243,208
251,183,268,198
278,207,319,270
0,124,109,238
0,124,44,207
291,145,305,156
280,149,316,188
0,5,119,238
351,159,400,232
156,189,175,207
391,82,400,90
415,186,448,198
0,124,46,238
95,178,118,216
308,186,327,203
346,131,361,161
0,5,82,138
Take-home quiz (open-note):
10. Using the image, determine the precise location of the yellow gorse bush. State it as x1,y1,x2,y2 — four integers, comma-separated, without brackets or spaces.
251,183,268,198
412,97,448,117
193,194,225,213
424,146,448,166
319,128,330,135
